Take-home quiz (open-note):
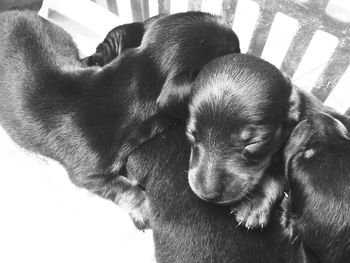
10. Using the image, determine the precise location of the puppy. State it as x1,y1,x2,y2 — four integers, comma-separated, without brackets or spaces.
284,112,350,262
185,53,348,231
185,53,293,229
0,11,300,262
0,10,239,230
127,120,296,263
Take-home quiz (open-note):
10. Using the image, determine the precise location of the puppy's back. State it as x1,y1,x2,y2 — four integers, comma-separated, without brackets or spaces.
0,10,81,117
0,11,92,162
0,10,80,69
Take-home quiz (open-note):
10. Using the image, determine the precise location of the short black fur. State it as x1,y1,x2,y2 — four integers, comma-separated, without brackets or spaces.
284,112,350,263
0,10,240,229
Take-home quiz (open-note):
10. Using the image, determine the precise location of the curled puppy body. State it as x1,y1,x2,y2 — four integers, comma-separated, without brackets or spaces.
0,11,239,230
80,12,241,177
284,112,350,263
185,53,348,231
186,53,294,229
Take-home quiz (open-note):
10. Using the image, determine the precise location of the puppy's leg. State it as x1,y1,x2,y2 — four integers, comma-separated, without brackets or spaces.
280,193,309,263
81,15,163,66
80,174,151,230
233,174,285,229
81,22,144,66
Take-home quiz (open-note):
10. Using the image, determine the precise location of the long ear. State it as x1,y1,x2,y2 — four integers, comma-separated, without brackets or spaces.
284,74,301,122
332,116,350,140
156,72,193,108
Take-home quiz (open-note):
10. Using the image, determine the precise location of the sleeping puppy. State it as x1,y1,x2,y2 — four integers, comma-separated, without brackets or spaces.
185,54,348,231
82,12,242,184
0,11,303,262
126,121,300,263
186,53,293,229
86,13,240,109
284,112,350,263
0,10,239,230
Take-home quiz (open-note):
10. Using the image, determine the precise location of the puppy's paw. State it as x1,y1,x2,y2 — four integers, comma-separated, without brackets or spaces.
233,200,271,229
129,192,151,231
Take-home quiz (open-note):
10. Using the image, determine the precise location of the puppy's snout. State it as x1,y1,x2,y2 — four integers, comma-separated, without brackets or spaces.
189,163,239,204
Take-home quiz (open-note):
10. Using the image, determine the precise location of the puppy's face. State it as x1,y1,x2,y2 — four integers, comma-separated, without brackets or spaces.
284,113,350,263
187,119,283,204
187,54,291,204
284,112,350,190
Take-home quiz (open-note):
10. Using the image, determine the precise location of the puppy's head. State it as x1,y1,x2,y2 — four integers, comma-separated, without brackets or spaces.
187,54,292,204
284,112,350,194
140,12,240,108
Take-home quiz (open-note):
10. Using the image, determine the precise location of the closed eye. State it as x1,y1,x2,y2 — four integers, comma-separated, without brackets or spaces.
186,130,198,144
243,140,271,161
244,140,266,152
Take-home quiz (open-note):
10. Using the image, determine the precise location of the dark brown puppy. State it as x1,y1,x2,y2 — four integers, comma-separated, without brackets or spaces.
0,10,239,230
0,11,302,263
186,53,293,229
284,112,350,263
124,121,300,263
185,53,349,231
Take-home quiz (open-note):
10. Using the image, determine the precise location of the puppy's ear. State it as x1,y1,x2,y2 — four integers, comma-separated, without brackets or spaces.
333,117,350,140
284,74,301,122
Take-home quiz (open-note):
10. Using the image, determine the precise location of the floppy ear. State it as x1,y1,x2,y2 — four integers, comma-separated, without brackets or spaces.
284,74,301,122
333,116,350,140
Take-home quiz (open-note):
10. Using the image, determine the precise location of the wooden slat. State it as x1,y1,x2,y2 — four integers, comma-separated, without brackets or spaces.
188,0,202,11
251,0,349,39
280,24,316,77
221,0,238,26
158,0,170,14
307,0,329,11
141,0,149,19
106,0,118,15
311,40,350,102
131,0,149,21
247,7,275,57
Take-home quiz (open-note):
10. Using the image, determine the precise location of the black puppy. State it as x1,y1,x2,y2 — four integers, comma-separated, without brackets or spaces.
0,11,303,263
0,10,239,229
185,53,292,229
126,115,296,263
284,112,350,263
184,53,350,231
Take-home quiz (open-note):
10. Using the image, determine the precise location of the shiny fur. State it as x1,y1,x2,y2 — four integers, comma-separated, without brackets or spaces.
0,10,295,263
284,112,350,263
0,10,240,230
187,54,292,229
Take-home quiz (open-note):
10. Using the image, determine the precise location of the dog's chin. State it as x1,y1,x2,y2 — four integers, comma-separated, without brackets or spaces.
194,190,242,205
212,199,236,205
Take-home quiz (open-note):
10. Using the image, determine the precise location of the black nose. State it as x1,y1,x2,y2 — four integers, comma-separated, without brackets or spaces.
201,192,222,202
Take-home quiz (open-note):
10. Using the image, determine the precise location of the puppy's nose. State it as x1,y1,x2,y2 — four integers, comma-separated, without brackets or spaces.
201,192,222,201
